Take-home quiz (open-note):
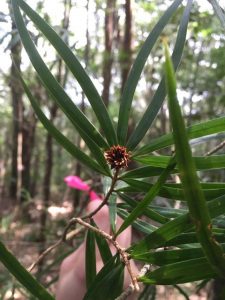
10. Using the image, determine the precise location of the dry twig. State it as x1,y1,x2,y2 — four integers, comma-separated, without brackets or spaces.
28,226,85,272
115,264,151,300
29,169,119,273
82,169,119,220
205,140,225,156
64,217,139,292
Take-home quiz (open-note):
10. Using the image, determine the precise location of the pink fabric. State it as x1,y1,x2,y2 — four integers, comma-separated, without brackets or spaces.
64,175,101,201
64,176,90,191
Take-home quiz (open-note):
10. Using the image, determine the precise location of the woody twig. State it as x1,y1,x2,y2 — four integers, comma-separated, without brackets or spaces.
115,264,151,300
205,140,225,156
82,168,119,220
64,217,139,292
28,226,85,272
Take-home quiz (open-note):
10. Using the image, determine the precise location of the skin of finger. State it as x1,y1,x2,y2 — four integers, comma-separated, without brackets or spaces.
56,244,86,300
89,200,132,250
56,200,137,300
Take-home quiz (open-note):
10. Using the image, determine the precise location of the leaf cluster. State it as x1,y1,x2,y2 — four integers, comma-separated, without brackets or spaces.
1,0,225,299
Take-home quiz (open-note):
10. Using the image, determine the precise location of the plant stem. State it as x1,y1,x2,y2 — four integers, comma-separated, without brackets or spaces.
82,168,119,220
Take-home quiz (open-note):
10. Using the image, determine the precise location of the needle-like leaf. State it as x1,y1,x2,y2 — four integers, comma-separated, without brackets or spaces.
117,0,183,145
126,0,193,150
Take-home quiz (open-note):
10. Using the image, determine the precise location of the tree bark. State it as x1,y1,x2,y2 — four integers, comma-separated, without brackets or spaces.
9,8,23,202
121,0,132,92
102,0,116,107
21,112,36,202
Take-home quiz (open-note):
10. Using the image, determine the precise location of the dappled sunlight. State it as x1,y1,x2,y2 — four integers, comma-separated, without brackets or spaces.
48,201,73,219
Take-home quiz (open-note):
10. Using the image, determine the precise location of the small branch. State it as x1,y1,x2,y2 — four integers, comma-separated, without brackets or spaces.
64,217,139,292
205,140,225,156
28,226,85,272
28,240,62,272
115,264,151,300
30,168,120,273
82,168,119,220
66,226,86,241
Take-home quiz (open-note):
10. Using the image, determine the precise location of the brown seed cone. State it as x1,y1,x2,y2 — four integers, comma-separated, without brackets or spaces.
104,145,131,170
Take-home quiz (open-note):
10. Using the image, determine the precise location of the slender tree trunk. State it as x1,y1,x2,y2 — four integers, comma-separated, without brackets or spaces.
39,104,57,244
9,13,23,203
102,0,116,107
30,148,40,198
21,112,36,202
0,132,10,207
121,0,132,92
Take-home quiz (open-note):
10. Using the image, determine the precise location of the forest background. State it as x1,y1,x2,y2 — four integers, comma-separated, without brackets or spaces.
0,0,225,299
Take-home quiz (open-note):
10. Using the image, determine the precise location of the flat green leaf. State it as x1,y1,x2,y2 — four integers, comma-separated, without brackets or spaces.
123,164,225,179
166,232,225,247
164,182,225,189
108,193,117,234
208,0,225,29
117,208,157,235
115,157,175,237
92,220,112,265
134,154,225,171
139,258,216,285
130,214,191,254
15,0,117,146
165,41,225,275
18,70,108,175
133,245,225,265
118,193,169,224
117,0,183,145
130,194,225,254
149,205,187,219
133,247,205,265
126,0,192,150
119,179,225,201
121,166,165,179
85,224,96,289
12,1,111,168
83,255,124,300
135,116,225,156
0,240,54,300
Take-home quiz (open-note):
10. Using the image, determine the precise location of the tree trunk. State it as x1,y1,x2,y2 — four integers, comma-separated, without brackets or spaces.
102,0,116,107
30,148,40,198
9,9,23,202
0,133,10,208
121,0,132,92
21,112,36,202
